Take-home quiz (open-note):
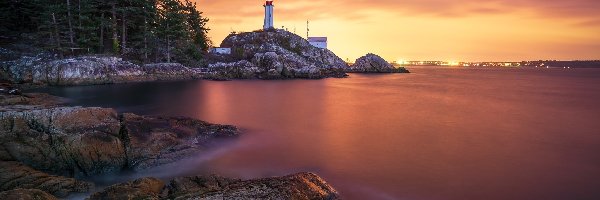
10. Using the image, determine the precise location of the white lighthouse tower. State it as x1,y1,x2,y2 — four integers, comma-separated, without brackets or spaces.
263,0,274,30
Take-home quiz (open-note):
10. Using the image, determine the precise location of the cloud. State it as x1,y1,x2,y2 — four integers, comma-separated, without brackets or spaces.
195,0,600,61
196,0,600,21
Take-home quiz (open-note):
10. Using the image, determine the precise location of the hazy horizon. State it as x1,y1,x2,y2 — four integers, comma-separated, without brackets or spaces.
196,0,600,62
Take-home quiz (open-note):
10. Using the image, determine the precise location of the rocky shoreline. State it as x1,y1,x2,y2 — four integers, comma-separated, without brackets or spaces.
0,30,411,199
1,56,205,87
1,30,408,87
0,91,340,199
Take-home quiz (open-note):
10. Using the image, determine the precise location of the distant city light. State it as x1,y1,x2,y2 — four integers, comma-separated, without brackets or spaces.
390,59,598,68
396,59,407,65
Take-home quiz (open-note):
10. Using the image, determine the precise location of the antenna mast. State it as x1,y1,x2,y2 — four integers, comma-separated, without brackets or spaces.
306,20,309,38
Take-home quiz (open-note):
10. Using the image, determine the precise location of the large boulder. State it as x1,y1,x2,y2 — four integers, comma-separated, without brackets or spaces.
348,53,410,73
89,172,340,200
207,29,348,79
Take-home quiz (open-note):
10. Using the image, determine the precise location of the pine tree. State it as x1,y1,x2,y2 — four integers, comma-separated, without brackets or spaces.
156,0,186,63
183,0,210,51
2,0,213,65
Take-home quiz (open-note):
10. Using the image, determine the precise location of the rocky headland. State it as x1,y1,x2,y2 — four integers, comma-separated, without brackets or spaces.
1,30,409,86
205,29,349,80
0,91,340,199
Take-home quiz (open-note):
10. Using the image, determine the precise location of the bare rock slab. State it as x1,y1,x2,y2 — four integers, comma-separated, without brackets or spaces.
89,172,340,200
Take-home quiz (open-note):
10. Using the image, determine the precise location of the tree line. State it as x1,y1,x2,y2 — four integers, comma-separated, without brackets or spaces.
0,0,211,65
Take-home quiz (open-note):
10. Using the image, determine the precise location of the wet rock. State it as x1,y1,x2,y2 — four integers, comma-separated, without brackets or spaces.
348,53,410,73
0,161,93,198
90,172,340,200
87,177,164,200
121,113,240,171
0,188,58,200
208,29,348,79
165,174,237,198
0,107,126,177
0,93,66,111
166,172,340,199
0,106,240,177
0,83,19,95
0,82,66,111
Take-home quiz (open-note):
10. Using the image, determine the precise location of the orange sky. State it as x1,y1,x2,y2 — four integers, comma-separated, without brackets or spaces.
195,0,600,62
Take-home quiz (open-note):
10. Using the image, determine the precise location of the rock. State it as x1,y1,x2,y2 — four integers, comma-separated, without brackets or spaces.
0,161,93,198
121,113,240,171
0,188,58,200
87,177,165,200
0,106,240,178
207,60,258,80
0,107,126,177
31,56,145,85
1,56,205,86
143,63,202,81
0,93,66,112
166,172,340,200
0,83,19,95
208,29,348,79
90,172,340,200
348,53,410,73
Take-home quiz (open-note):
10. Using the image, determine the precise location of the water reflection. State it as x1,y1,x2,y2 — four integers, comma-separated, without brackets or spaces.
33,68,600,200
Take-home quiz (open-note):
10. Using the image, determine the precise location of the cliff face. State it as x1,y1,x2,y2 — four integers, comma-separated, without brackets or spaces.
206,29,348,80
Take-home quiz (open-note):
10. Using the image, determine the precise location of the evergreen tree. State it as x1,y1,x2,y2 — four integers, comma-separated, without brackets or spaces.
156,0,186,63
183,0,210,51
1,0,212,65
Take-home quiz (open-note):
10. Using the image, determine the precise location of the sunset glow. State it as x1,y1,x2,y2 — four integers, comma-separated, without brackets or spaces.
197,0,600,62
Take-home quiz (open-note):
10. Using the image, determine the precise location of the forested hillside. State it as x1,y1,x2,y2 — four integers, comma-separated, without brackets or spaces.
0,0,210,65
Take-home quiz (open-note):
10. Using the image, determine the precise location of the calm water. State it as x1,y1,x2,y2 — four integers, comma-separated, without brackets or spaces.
34,67,600,200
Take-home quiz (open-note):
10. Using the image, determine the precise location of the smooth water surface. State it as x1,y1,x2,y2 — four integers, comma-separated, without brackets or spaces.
34,67,600,200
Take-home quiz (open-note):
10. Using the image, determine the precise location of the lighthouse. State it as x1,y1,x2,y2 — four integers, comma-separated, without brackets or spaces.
263,0,274,29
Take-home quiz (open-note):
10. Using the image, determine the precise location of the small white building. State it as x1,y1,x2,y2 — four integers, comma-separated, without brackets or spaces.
308,37,328,49
209,47,231,55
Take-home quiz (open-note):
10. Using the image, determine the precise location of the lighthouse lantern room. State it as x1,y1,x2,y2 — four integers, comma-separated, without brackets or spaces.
263,0,274,29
